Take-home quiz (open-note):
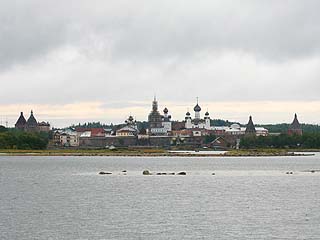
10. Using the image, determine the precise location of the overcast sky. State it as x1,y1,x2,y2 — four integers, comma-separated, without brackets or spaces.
0,0,320,127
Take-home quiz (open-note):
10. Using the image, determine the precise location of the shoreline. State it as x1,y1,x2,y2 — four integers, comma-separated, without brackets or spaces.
0,149,317,157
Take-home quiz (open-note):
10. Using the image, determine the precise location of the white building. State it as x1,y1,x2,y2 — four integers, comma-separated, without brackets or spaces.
185,99,211,130
162,107,172,133
214,123,269,137
55,129,79,147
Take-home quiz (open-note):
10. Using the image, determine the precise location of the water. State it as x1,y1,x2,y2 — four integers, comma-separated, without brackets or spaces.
1,154,320,240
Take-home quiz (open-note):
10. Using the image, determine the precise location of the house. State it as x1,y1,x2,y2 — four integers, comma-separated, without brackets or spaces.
53,130,79,147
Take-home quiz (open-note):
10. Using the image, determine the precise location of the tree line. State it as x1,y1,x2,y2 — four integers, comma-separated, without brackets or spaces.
257,123,320,133
240,133,320,149
0,128,49,150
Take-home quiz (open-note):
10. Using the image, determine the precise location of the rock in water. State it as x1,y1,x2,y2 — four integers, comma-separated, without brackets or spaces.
99,171,112,175
143,170,151,175
177,172,187,175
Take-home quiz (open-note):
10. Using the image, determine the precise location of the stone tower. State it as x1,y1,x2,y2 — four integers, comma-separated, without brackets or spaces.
26,110,40,132
288,113,302,136
148,97,163,129
245,116,256,135
204,111,210,129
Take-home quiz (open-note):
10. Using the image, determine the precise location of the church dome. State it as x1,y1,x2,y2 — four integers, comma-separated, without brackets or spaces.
186,111,191,116
205,111,209,116
194,103,201,112
163,107,168,114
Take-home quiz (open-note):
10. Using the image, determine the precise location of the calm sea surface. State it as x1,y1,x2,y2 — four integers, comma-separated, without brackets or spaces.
1,154,320,240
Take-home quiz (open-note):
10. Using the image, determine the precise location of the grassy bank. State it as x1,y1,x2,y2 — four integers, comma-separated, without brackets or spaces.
0,148,318,157
0,148,168,156
226,149,318,157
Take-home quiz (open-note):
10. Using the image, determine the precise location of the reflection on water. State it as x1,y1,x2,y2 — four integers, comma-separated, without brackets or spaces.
1,154,320,240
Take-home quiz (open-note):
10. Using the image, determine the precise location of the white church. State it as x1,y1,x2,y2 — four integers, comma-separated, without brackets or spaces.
185,99,211,130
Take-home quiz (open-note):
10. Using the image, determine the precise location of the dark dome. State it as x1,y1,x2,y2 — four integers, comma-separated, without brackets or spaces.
128,115,134,121
194,104,201,112
163,107,168,114
205,111,209,116
186,111,191,116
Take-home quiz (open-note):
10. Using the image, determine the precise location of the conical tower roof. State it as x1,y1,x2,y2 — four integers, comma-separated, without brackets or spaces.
27,110,38,127
289,113,301,130
245,116,256,134
15,112,27,126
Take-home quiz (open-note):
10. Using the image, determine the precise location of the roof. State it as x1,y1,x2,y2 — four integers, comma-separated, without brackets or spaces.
15,112,27,126
75,127,89,132
38,121,50,126
225,128,242,133
289,113,301,130
54,129,78,136
245,116,256,134
27,110,38,127
90,128,106,137
80,131,91,137
117,126,138,133
255,127,268,132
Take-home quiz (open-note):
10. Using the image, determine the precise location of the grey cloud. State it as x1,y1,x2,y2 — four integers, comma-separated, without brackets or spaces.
1,0,320,106
1,0,320,69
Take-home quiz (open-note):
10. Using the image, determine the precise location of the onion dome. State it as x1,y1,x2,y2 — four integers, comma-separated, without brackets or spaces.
128,115,134,122
27,110,38,127
205,111,209,116
186,111,191,116
163,107,168,114
194,103,201,112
